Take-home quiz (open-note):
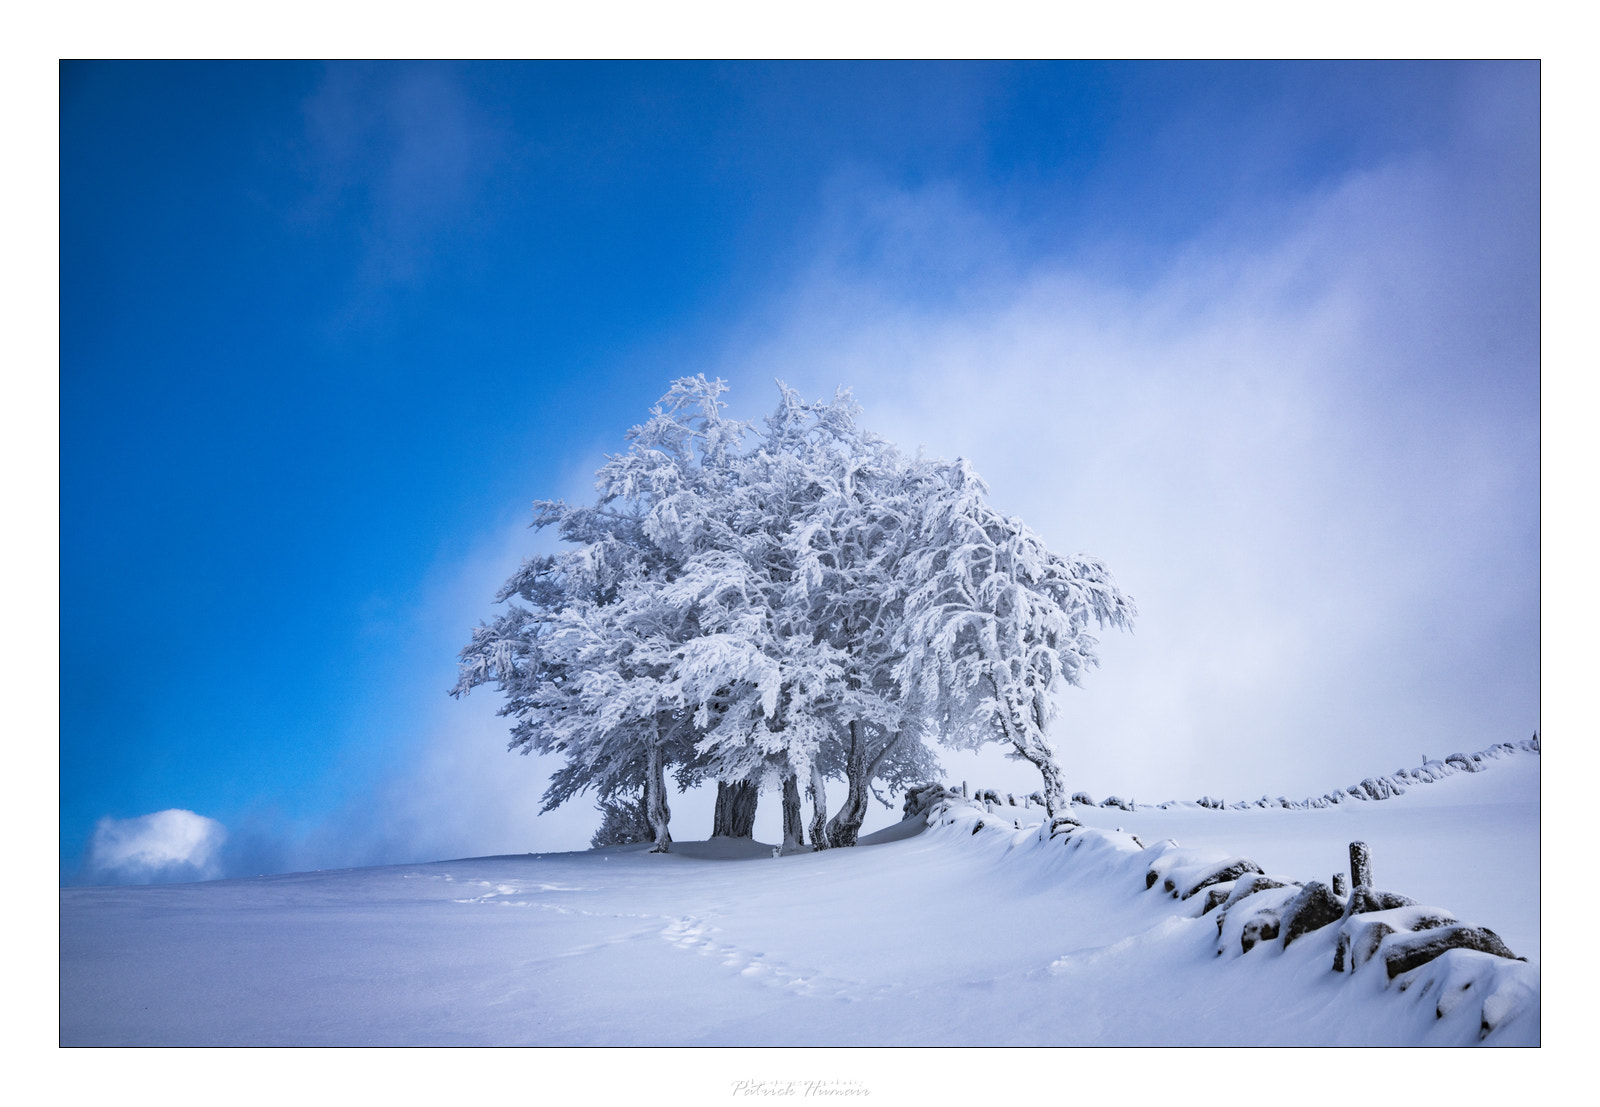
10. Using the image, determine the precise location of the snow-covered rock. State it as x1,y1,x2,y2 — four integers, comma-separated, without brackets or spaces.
1279,881,1346,947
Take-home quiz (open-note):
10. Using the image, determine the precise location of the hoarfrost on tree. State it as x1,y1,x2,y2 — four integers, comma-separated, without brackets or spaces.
454,376,1134,849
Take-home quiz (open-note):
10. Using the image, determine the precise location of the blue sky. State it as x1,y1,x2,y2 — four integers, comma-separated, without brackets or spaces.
59,62,1539,881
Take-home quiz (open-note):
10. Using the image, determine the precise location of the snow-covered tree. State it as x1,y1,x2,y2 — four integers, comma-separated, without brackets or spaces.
666,384,944,848
896,459,1137,818
453,376,750,851
774,409,942,847
455,376,1133,851
453,564,693,851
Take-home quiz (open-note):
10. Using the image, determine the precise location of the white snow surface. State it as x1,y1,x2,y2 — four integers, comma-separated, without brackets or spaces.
60,750,1537,1046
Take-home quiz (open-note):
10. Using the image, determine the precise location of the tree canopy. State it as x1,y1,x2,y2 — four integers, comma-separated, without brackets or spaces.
453,377,1135,849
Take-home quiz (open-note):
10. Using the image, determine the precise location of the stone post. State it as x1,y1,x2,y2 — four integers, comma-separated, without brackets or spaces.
1349,841,1373,888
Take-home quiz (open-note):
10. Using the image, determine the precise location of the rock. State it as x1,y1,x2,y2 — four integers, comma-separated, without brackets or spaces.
1445,752,1482,773
1215,882,1301,956
1280,881,1346,946
1359,776,1406,800
1145,849,1193,891
1383,926,1522,978
1222,873,1291,908
1241,913,1280,953
1049,816,1081,838
1100,795,1132,811
1214,874,1295,935
1202,882,1235,913
1347,886,1417,915
1333,905,1457,971
1071,791,1094,806
1334,921,1393,972
1048,816,1082,842
1178,857,1265,900
1332,872,1349,896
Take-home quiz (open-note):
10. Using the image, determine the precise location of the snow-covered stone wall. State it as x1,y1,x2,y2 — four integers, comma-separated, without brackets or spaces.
902,737,1540,1044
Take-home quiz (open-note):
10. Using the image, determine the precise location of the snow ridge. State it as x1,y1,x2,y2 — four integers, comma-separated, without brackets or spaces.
1011,735,1538,815
1189,736,1542,812
904,742,1540,1045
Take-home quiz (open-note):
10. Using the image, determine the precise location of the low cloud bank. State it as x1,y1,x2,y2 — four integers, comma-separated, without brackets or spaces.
81,809,228,885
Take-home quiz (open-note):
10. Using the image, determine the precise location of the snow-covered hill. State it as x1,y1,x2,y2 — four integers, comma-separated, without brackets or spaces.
59,747,1538,1046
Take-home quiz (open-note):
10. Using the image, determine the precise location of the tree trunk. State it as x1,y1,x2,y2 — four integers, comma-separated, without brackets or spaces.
986,672,1068,819
644,737,672,853
825,721,870,848
824,723,905,848
730,780,758,837
781,772,805,852
713,779,759,838
1014,743,1066,819
808,762,830,851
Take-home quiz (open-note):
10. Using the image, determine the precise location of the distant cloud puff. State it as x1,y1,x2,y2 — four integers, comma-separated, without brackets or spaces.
84,809,227,885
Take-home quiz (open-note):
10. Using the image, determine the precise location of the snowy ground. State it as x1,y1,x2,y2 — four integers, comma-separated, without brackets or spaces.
59,750,1538,1046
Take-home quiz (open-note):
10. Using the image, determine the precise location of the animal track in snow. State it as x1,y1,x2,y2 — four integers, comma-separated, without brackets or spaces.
659,916,895,1002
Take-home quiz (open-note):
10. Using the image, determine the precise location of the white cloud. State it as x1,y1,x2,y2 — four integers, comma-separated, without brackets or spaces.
84,809,228,885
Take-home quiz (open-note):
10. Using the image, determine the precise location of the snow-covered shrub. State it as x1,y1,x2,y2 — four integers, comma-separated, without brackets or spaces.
590,796,654,849
901,782,951,821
